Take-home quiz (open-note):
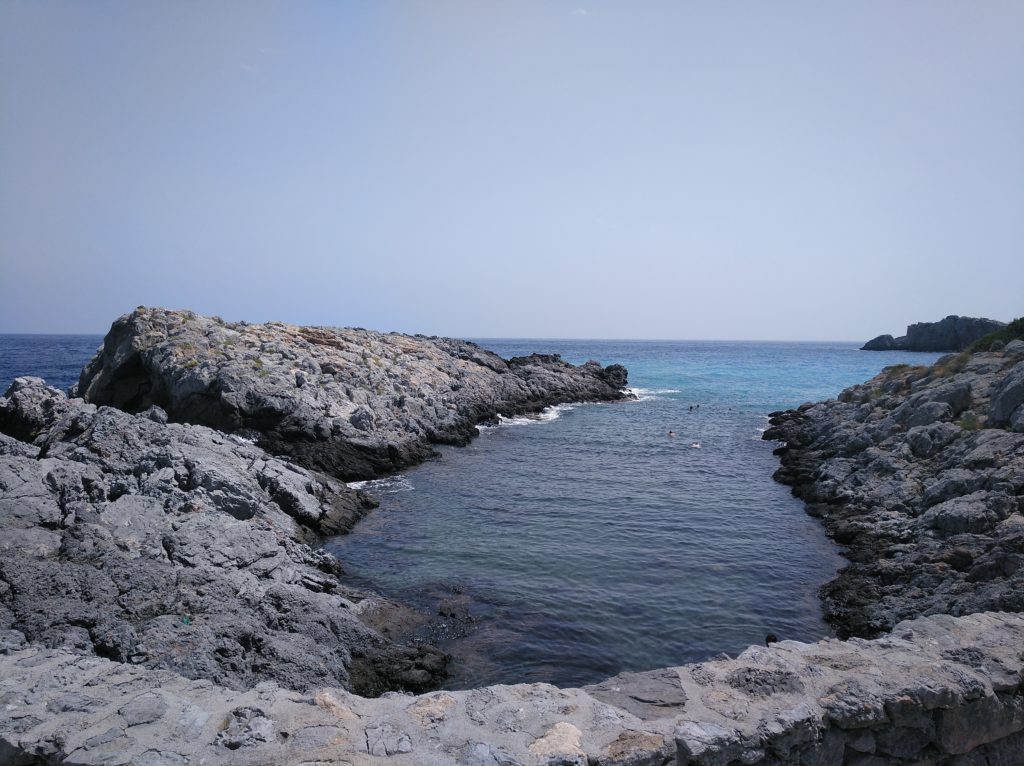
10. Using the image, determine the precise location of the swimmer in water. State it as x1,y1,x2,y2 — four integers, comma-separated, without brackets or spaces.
690,441,701,448
667,430,676,437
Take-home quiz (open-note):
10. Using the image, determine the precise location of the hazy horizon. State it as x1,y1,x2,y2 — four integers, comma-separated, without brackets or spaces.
2,2,1022,338
0,309,1012,345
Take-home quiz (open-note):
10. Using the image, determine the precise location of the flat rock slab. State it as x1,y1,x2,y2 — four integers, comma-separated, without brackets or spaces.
1,612,1022,765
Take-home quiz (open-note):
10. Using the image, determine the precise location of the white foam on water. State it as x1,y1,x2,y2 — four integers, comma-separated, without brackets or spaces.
627,387,681,401
347,475,415,493
481,403,579,429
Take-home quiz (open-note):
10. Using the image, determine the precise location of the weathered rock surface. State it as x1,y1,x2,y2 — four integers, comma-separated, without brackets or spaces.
765,348,1024,638
76,308,630,480
0,377,445,697
2,611,1022,764
861,315,1005,352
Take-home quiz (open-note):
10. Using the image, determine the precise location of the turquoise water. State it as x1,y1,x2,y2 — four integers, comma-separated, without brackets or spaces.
0,335,942,689
327,340,943,688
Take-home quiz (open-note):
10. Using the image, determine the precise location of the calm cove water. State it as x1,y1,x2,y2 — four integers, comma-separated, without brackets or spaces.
0,335,942,689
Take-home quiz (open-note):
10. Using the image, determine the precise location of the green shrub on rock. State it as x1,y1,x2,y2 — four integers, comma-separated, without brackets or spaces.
970,316,1024,352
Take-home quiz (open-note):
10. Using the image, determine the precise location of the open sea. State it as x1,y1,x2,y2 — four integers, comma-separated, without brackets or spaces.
0,334,942,689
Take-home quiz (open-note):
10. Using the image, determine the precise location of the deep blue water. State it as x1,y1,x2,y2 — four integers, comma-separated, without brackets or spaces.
0,335,103,393
0,335,942,689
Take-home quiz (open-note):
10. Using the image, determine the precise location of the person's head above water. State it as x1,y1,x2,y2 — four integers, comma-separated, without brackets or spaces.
765,633,779,646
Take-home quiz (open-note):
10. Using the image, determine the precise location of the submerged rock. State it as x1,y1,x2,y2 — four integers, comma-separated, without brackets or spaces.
76,307,631,480
765,346,1024,638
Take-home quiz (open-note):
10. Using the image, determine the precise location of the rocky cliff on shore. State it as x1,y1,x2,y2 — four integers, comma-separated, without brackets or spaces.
76,308,630,481
861,315,1005,352
765,340,1024,639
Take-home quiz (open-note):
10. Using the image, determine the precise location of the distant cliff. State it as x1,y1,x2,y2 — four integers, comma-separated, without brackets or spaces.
862,314,1005,351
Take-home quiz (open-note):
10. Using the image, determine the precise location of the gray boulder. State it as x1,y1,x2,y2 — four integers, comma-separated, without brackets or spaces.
988,361,1024,427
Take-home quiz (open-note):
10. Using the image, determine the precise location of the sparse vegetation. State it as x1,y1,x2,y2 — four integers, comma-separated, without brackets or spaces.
958,411,981,431
933,351,970,378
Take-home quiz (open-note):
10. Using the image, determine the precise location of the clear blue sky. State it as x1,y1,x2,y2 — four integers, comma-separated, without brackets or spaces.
1,1,1022,339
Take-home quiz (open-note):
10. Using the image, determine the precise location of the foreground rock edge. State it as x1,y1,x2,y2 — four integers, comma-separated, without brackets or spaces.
0,377,446,698
2,611,1022,765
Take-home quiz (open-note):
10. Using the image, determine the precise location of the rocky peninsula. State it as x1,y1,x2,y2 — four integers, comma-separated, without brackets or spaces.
861,315,1005,352
2,308,1024,764
75,308,630,480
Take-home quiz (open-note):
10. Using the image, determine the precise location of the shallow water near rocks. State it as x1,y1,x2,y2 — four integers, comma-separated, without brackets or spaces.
0,335,942,689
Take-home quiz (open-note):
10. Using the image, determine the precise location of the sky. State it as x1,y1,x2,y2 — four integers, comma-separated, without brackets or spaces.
1,2,1022,340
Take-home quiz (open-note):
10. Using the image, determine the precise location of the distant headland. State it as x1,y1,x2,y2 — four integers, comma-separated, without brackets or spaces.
861,314,1004,352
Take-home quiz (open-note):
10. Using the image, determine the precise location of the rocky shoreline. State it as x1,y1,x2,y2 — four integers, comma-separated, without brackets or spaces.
764,341,1024,639
3,309,1024,763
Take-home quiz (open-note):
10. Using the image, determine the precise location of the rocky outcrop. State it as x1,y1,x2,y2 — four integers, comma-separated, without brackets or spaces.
861,315,1005,352
2,611,1022,765
0,377,445,697
75,308,631,481
764,344,1024,639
